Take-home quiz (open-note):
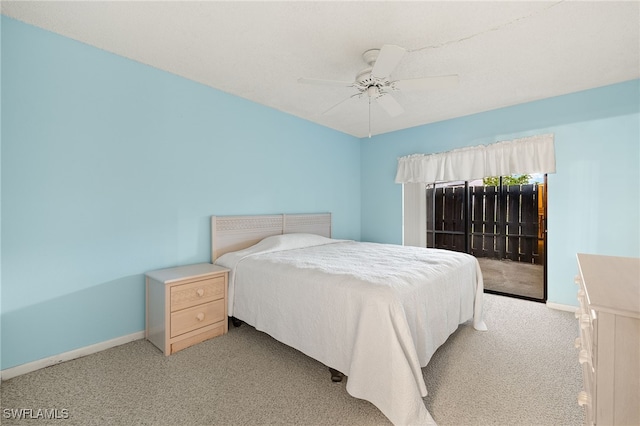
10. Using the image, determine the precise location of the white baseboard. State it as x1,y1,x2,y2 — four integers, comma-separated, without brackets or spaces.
0,303,578,380
1,331,145,381
546,301,578,313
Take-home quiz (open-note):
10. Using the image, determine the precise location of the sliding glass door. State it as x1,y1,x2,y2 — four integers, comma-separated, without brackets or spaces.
426,175,546,301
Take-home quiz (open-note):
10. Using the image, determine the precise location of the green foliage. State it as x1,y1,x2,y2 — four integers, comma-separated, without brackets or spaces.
482,175,531,186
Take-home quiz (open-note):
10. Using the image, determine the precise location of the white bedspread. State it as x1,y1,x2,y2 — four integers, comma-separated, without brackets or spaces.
215,234,487,425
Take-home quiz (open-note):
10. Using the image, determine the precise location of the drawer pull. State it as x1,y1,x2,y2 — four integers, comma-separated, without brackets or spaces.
574,275,582,285
580,314,591,329
196,288,205,297
574,337,581,349
196,313,205,322
578,391,591,407
579,349,592,366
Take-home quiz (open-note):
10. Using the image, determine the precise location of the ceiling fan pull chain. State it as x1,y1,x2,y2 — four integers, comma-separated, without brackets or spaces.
368,97,372,138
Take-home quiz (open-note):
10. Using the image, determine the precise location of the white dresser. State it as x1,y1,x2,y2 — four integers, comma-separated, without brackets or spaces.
575,253,640,425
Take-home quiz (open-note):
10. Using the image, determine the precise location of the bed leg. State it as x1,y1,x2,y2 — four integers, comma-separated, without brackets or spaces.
329,368,343,383
230,317,243,328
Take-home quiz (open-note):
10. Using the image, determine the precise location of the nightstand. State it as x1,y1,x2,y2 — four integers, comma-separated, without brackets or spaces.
145,263,229,355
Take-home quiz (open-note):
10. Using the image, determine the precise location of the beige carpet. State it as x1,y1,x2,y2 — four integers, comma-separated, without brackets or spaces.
1,294,583,425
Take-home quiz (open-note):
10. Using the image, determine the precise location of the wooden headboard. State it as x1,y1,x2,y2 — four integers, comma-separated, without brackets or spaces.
210,213,332,262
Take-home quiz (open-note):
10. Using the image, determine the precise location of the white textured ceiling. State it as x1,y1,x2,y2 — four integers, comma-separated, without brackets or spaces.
3,1,639,138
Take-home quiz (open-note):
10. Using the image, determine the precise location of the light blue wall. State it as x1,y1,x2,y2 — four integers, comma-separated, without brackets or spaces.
1,17,360,369
0,14,3,371
362,80,640,307
2,15,639,371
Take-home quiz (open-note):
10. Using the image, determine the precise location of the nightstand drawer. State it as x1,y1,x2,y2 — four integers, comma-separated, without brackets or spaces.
170,324,225,354
170,276,225,312
170,299,225,338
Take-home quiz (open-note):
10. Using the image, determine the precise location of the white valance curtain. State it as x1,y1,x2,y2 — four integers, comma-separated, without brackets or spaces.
395,134,556,184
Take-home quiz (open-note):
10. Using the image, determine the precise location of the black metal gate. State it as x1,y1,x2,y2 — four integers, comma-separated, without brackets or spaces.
426,182,544,265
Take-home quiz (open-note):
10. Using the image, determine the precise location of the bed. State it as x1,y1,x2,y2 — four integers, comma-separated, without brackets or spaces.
211,213,487,425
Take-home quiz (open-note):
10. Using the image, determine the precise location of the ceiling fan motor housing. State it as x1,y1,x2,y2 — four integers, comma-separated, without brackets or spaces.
356,67,391,95
356,68,374,85
356,48,397,94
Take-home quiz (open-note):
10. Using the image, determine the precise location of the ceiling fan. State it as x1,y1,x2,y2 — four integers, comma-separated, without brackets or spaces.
298,44,459,137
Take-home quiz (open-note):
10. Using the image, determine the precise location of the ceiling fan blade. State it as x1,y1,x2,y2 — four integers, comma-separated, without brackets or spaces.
393,74,459,91
298,77,354,88
375,93,404,117
371,44,406,80
322,93,360,115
